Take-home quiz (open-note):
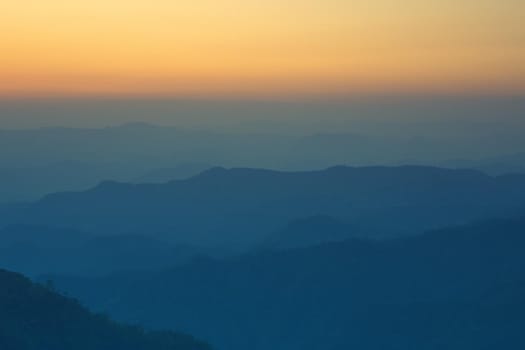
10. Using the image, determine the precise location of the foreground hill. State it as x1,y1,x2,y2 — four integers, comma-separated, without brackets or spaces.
54,217,525,350
0,269,210,350
3,166,525,251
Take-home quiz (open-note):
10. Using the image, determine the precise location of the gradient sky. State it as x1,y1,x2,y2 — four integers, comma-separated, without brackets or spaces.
1,0,524,98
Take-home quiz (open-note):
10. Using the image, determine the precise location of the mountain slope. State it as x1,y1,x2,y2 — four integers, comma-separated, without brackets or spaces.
0,268,210,350
4,166,525,250
54,217,525,350
259,215,356,250
0,225,202,276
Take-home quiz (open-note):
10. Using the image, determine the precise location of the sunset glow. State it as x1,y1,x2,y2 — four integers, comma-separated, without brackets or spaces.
1,0,524,97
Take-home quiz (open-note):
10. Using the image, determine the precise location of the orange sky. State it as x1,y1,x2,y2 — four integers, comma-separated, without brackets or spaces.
1,0,524,98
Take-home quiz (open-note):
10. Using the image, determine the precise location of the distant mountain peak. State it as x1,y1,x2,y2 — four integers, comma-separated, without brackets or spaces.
115,122,161,129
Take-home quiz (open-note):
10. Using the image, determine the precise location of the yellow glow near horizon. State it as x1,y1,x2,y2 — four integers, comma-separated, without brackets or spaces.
1,0,524,97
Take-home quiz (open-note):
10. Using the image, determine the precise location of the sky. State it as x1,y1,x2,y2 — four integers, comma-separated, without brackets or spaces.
1,0,524,98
